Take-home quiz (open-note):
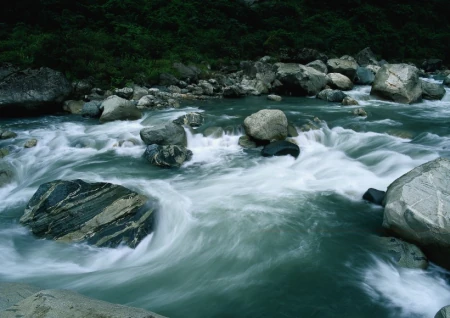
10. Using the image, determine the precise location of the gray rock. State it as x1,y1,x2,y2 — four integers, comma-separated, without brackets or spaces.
383,158,450,248
168,85,182,94
340,55,357,62
203,126,224,138
137,95,157,108
114,87,134,99
353,108,367,116
99,95,141,123
144,144,192,168
261,140,300,158
243,109,288,142
140,123,187,146
63,100,84,114
173,112,204,127
198,80,215,95
267,94,282,101
355,47,379,66
306,60,328,74
356,67,376,85
326,59,358,81
24,138,38,148
132,85,149,100
444,75,450,87
342,96,359,105
366,64,381,75
0,283,41,311
0,67,72,116
276,63,327,96
238,136,257,148
0,130,17,139
327,73,354,90
223,85,247,98
371,64,422,104
376,237,428,269
436,306,450,318
81,101,102,118
72,79,93,98
363,188,386,206
240,78,268,95
317,89,346,103
421,80,446,100
159,73,179,86
20,179,158,248
0,289,165,318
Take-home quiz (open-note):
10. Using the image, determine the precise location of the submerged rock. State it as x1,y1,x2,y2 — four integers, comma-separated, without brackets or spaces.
238,135,257,148
352,108,367,117
267,94,282,101
244,109,288,142
0,130,17,139
0,167,13,187
376,237,428,269
173,112,204,127
144,144,192,168
24,138,38,148
140,122,187,146
20,179,158,248
371,64,422,104
261,140,300,158
363,188,386,206
203,126,224,138
0,289,165,318
342,96,359,106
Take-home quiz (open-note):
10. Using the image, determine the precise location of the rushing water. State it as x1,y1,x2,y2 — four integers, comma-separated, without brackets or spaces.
1,82,450,317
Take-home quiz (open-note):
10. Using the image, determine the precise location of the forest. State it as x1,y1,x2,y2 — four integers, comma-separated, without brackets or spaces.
1,0,449,86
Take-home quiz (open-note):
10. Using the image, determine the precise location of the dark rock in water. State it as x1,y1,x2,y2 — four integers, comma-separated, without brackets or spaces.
422,59,443,72
0,67,72,117
376,237,428,269
0,289,165,318
81,101,102,118
261,141,300,158
173,112,204,127
144,144,192,168
287,124,299,137
238,136,257,148
421,80,446,100
355,47,379,66
342,96,359,106
0,129,17,140
140,122,187,146
436,306,450,318
20,179,158,248
317,89,346,103
363,188,386,206
0,148,9,158
0,283,41,311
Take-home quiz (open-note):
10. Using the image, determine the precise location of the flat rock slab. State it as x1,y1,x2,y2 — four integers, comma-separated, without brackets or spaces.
1,289,165,318
20,179,158,248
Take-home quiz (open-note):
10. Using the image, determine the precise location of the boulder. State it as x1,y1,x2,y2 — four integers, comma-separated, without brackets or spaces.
356,67,375,85
140,122,187,146
366,64,381,75
20,179,158,248
317,89,346,103
267,94,282,101
340,55,357,62
275,63,327,96
63,100,84,114
327,73,354,90
306,60,328,74
353,108,367,116
261,140,300,158
173,62,201,83
240,78,268,95
355,47,379,66
278,48,328,64
137,95,157,108
342,96,359,106
422,59,443,72
198,80,215,95
370,64,422,104
0,67,72,116
132,85,149,100
243,109,288,142
383,158,450,248
0,283,41,311
376,237,428,269
159,73,179,86
24,138,38,148
143,144,192,168
0,289,165,318
363,188,386,206
444,75,450,87
99,96,141,123
81,100,102,118
223,85,247,98
238,136,257,148
173,112,204,127
0,130,17,140
436,306,450,318
114,87,134,99
421,80,446,100
72,79,93,99
326,59,358,81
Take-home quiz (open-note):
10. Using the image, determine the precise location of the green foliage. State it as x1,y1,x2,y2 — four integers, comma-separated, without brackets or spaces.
1,0,449,86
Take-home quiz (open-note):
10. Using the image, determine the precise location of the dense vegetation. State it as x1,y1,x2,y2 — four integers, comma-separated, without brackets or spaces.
1,0,449,86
